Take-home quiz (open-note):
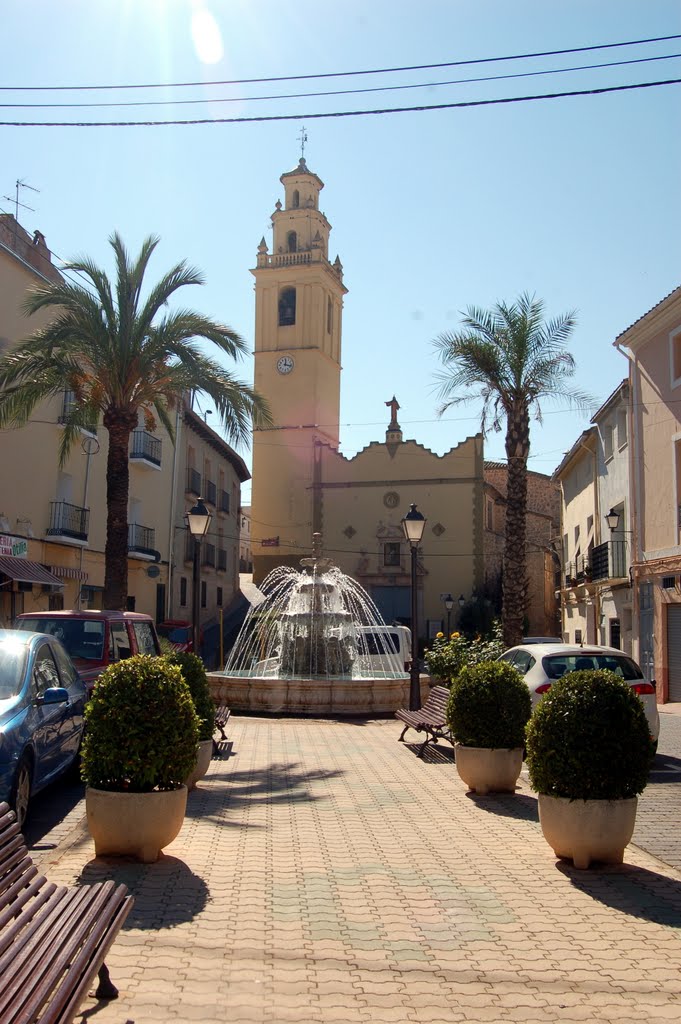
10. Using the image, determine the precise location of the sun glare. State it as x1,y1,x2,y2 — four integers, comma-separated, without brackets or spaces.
191,3,224,65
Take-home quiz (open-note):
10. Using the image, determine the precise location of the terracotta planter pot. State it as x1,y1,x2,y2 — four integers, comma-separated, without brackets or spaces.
538,794,638,869
185,739,213,791
86,786,188,863
454,744,523,795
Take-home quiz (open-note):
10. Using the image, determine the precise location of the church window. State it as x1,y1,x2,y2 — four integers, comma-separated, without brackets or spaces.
278,287,296,326
384,542,401,567
292,190,299,208
327,297,333,334
287,231,297,253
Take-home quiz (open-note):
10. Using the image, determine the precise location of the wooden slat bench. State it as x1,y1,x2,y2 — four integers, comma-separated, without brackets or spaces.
212,704,232,757
0,802,133,1024
395,685,454,757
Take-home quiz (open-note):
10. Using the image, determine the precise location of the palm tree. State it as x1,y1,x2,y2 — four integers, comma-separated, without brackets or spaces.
433,292,590,647
0,232,271,610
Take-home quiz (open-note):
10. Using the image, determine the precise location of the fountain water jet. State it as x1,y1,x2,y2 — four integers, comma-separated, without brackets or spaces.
208,534,413,715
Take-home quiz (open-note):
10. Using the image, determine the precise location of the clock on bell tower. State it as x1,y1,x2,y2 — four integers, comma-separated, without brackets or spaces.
250,157,348,583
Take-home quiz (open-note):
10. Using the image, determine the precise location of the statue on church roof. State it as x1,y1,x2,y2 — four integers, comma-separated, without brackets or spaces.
385,396,400,430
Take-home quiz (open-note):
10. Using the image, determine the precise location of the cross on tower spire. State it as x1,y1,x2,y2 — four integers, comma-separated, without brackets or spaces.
298,125,308,160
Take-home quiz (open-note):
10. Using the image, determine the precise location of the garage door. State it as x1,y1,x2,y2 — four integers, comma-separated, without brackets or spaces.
667,604,681,702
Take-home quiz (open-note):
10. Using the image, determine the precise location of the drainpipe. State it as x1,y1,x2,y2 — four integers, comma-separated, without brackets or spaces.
614,341,641,662
166,405,183,619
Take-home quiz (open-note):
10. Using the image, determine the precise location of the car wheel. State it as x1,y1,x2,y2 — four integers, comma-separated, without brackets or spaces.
11,756,33,830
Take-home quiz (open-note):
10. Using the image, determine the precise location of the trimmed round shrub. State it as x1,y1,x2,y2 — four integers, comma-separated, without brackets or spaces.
446,660,532,748
526,670,654,800
81,654,200,792
163,651,216,742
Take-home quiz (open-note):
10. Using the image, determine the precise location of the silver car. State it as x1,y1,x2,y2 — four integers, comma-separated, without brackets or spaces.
497,643,660,742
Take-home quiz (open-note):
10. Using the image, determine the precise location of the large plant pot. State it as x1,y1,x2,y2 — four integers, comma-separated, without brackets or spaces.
455,744,523,795
185,739,213,791
86,786,188,863
538,794,638,870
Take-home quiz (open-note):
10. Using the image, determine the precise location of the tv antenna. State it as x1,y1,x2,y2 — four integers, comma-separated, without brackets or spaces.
12,179,40,222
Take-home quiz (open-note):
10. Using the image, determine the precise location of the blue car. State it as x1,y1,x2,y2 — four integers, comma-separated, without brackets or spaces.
0,629,86,828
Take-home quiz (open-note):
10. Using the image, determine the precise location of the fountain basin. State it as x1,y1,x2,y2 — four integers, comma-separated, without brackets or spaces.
207,671,425,715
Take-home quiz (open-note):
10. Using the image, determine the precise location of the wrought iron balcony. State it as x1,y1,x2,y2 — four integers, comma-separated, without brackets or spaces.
202,542,216,568
217,547,227,571
58,390,77,424
205,479,217,506
186,468,201,495
130,429,162,467
48,501,89,541
128,523,156,557
591,539,628,582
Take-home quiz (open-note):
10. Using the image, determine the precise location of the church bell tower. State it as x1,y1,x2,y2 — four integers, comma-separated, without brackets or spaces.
250,157,347,583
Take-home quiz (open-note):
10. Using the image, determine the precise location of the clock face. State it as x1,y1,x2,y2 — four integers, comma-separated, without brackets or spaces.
277,355,295,375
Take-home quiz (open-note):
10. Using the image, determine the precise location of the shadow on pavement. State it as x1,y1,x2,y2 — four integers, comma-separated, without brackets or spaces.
184,761,346,826
466,791,539,822
649,752,681,784
25,778,85,851
78,855,209,929
557,860,681,926
405,741,456,764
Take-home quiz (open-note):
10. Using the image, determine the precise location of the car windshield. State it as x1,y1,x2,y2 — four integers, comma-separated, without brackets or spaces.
0,639,28,698
17,618,105,662
159,625,191,643
542,653,642,681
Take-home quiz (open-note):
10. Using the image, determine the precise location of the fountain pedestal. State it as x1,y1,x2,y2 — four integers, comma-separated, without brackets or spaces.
207,672,428,716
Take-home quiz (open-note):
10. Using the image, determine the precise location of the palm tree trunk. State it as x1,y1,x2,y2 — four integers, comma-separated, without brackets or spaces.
503,402,530,647
103,411,136,610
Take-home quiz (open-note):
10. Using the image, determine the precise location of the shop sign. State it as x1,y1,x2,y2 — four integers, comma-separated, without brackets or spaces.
261,537,280,547
0,534,28,558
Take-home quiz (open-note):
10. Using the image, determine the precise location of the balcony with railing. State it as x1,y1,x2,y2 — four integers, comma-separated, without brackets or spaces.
58,390,77,424
205,479,217,506
186,468,201,495
591,539,628,582
219,489,230,513
128,523,156,557
129,429,162,468
202,542,216,568
217,547,227,571
47,501,89,542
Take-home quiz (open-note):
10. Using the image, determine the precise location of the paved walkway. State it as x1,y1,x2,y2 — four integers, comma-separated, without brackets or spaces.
37,717,681,1024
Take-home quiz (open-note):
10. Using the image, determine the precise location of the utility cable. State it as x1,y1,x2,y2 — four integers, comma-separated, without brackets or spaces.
1,78,678,127
2,52,679,109
2,33,679,91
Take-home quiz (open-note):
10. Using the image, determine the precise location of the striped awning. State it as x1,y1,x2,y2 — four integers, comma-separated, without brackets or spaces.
0,556,64,587
49,565,88,582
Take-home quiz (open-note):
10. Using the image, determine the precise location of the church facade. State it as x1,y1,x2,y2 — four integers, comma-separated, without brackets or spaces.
250,157,484,635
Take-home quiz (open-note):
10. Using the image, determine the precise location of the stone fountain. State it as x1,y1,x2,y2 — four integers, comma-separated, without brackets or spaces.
208,534,412,715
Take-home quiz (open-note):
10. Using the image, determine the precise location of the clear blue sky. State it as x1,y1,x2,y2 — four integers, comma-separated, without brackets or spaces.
2,0,680,503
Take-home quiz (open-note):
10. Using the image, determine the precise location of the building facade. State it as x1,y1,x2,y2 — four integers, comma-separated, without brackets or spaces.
617,286,681,700
483,463,560,637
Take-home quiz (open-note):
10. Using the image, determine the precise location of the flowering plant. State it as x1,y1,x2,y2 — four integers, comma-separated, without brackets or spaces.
424,620,505,683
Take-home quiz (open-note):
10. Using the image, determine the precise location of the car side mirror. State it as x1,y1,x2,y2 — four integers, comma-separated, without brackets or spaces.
36,686,69,706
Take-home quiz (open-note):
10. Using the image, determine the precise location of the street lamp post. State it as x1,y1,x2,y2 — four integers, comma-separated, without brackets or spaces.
443,593,454,637
186,497,212,657
402,503,427,711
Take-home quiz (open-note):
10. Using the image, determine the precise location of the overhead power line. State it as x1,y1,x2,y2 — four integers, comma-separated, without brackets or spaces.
1,33,679,92
1,77,678,128
2,52,679,110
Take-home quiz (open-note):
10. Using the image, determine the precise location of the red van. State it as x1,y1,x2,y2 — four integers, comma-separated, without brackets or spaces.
15,610,161,692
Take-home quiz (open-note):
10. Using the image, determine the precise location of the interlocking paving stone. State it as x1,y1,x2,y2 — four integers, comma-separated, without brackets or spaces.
30,715,681,1023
